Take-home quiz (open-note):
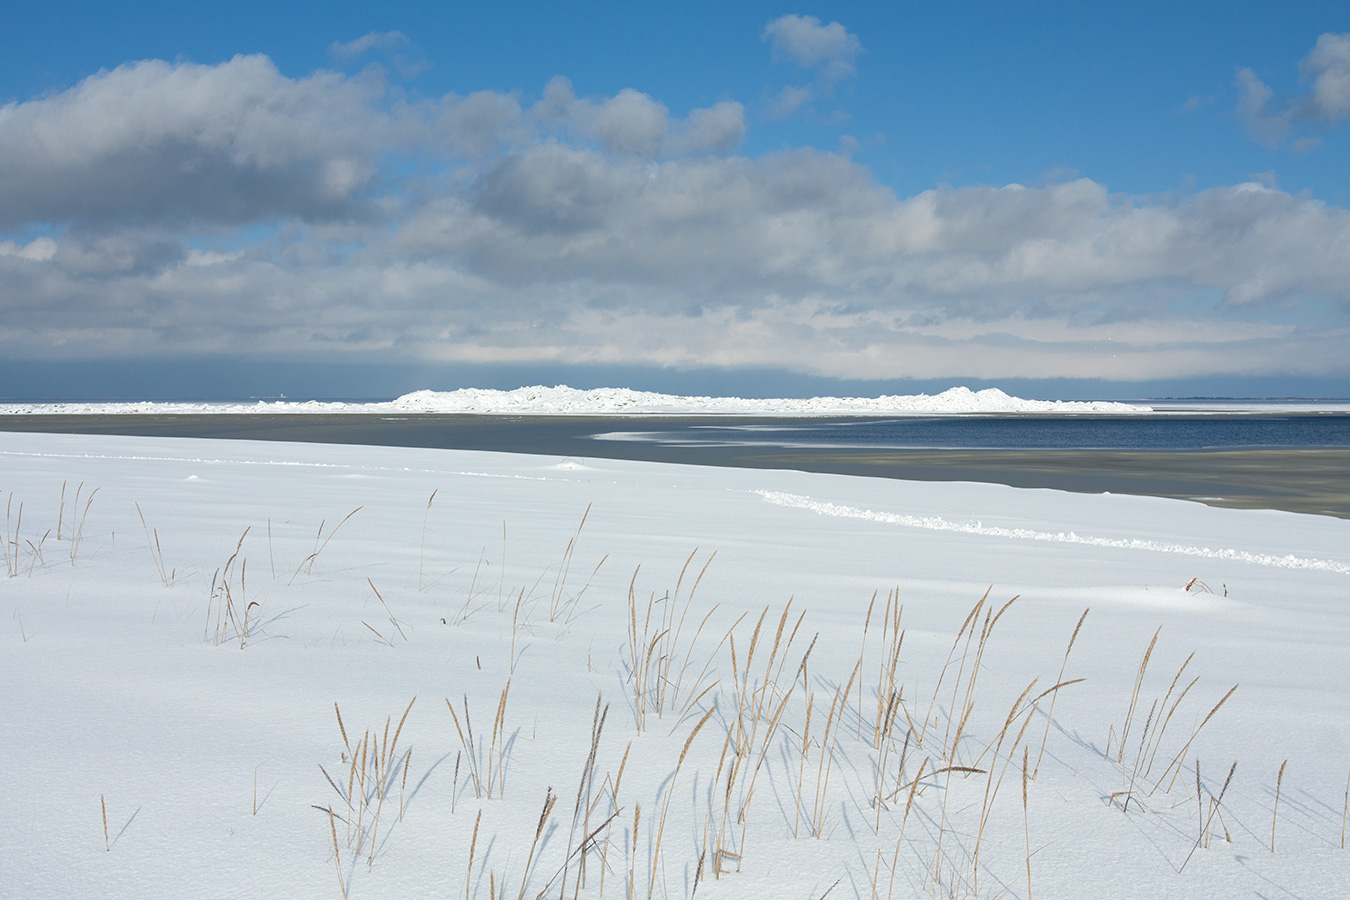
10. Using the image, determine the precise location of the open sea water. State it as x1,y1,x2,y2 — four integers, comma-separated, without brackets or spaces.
609,413,1350,451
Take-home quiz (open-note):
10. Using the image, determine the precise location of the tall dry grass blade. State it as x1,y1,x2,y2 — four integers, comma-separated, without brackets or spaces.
1022,746,1032,900
562,695,608,898
69,486,99,566
466,808,482,900
1156,683,1239,793
517,787,558,900
1342,767,1348,849
498,521,506,611
1034,607,1088,779
101,794,109,851
1142,675,1199,782
368,579,408,642
289,506,362,584
57,481,67,541
1180,760,1237,871
327,805,348,900
419,489,436,591
921,590,987,749
649,706,716,899
1271,759,1287,852
1118,626,1160,764
134,502,169,586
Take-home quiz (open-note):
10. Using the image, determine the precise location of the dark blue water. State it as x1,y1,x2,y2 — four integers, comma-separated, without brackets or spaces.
617,414,1350,451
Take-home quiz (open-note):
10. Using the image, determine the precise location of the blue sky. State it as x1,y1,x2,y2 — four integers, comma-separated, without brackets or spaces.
2,2,1348,399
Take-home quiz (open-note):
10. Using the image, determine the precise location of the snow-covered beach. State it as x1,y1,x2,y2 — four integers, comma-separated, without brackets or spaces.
3,427,1348,899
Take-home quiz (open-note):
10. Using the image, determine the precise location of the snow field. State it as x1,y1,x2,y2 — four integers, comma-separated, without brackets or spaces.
2,431,1349,899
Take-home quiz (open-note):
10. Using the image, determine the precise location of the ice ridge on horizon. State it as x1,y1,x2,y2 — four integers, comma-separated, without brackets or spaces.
0,385,1151,415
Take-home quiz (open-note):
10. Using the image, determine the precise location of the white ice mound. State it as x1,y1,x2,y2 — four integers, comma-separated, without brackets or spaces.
389,385,1151,415
0,385,1150,416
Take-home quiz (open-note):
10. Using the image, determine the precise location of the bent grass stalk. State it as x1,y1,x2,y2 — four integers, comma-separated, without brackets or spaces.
1156,684,1239,794
289,506,362,584
1033,607,1088,779
68,486,99,566
651,705,715,900
419,489,436,591
1272,759,1287,852
1180,760,1236,872
1115,626,1160,764
446,683,512,799
465,808,481,900
135,502,169,586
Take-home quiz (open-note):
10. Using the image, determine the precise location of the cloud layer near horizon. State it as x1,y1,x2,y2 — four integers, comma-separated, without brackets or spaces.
2,43,1349,383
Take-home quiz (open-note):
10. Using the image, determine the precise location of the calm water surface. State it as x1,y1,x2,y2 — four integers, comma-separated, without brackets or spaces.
606,414,1350,451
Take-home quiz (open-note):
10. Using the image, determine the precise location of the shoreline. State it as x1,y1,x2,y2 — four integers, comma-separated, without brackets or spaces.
2,412,1348,518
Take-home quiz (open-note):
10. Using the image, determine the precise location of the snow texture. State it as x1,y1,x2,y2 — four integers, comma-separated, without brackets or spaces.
2,431,1348,900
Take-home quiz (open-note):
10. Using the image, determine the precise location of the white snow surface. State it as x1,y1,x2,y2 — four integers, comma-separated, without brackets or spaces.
0,384,1151,416
3,431,1348,900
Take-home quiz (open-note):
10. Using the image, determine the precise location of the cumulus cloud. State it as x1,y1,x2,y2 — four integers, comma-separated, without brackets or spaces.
329,31,430,78
767,85,813,119
1302,32,1350,120
1238,32,1350,146
763,14,862,83
3,52,1350,383
330,31,412,60
437,90,526,159
0,55,394,227
526,78,744,158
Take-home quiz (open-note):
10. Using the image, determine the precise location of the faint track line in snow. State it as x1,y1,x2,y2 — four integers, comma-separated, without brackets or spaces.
755,490,1350,575
0,448,551,481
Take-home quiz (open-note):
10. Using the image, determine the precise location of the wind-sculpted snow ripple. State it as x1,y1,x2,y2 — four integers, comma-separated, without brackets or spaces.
756,490,1350,575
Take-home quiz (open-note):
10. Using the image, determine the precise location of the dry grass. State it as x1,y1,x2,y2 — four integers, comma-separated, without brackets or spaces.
547,504,607,623
288,506,362,585
135,502,170,587
318,698,416,868
625,551,723,734
1180,760,1237,871
1342,767,1349,850
203,528,256,648
418,489,436,592
3,490,62,577
1112,626,1160,763
701,601,811,874
1272,759,1288,852
1033,607,1088,780
446,681,513,799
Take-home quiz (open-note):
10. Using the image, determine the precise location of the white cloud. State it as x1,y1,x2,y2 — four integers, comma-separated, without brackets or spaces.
437,90,525,159
767,85,813,119
3,53,1350,383
329,31,412,61
1238,32,1350,146
590,89,671,156
763,14,862,83
1302,32,1350,120
677,101,745,154
527,80,744,158
0,55,394,227
0,236,56,261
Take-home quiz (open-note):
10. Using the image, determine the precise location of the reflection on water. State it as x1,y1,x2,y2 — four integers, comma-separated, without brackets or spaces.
595,415,1350,451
